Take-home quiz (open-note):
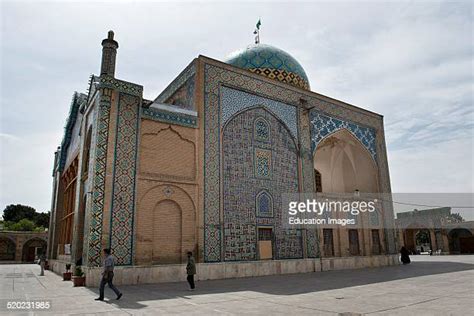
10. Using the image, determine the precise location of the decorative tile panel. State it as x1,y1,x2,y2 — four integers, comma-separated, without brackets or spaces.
86,88,112,266
142,107,197,128
204,61,393,261
99,75,143,97
254,148,272,178
220,86,298,140
310,111,377,162
225,43,310,89
109,93,140,265
254,117,270,142
221,106,300,261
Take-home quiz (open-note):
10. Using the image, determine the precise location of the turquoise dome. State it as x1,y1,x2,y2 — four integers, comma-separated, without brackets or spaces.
225,44,310,90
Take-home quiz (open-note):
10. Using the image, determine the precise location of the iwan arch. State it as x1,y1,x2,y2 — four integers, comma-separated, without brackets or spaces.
48,31,398,286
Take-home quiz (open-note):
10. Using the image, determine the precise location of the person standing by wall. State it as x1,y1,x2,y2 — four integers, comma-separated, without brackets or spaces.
95,248,122,301
38,252,46,276
400,246,411,265
186,251,196,290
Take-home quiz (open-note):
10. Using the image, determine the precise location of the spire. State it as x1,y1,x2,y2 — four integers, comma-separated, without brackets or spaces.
100,30,119,77
253,19,261,44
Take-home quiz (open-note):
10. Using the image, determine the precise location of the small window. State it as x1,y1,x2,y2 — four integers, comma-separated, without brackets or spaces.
256,190,273,217
372,229,381,255
315,169,322,192
323,228,334,257
255,148,271,178
254,117,270,142
349,229,360,256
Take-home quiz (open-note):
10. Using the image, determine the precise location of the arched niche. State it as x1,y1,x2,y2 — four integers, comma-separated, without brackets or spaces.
135,184,196,265
313,129,379,194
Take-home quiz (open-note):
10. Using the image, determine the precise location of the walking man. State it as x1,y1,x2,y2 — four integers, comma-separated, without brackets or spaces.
95,248,122,301
186,251,196,290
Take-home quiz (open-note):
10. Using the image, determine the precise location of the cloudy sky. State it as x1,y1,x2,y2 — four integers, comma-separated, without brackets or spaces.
1,1,472,218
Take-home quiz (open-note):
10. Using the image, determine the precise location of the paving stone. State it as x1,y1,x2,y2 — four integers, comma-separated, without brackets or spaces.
0,255,472,315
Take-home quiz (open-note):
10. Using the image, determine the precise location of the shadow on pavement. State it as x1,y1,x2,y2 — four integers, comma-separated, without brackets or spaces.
83,260,474,310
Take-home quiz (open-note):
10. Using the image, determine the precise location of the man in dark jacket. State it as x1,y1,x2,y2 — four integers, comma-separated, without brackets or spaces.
186,251,196,290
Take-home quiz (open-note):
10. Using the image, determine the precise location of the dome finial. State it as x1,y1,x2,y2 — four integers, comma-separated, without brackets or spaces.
253,18,261,44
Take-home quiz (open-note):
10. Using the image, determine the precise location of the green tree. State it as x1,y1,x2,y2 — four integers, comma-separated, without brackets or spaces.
416,230,431,244
34,212,50,228
2,204,36,223
8,219,36,231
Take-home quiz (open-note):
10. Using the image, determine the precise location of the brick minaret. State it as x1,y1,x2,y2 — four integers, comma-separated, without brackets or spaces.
100,30,119,77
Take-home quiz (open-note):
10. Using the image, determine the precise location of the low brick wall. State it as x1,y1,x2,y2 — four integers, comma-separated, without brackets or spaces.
76,254,398,287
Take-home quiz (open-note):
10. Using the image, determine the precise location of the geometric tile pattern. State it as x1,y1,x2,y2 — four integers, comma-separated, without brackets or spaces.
221,86,298,140
109,93,140,266
254,117,270,142
310,110,377,162
222,106,300,261
299,106,321,258
225,43,310,90
306,229,320,258
99,75,143,97
204,61,394,260
142,107,198,128
86,88,112,267
276,229,303,259
250,67,309,90
254,148,272,178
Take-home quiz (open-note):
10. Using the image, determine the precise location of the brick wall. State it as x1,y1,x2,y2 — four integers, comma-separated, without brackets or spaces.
134,119,198,265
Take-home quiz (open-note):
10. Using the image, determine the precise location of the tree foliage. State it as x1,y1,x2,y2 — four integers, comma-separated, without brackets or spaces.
35,212,50,228
2,204,36,223
2,204,50,231
7,219,36,231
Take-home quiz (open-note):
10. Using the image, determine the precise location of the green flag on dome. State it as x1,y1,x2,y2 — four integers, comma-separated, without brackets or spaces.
254,19,261,44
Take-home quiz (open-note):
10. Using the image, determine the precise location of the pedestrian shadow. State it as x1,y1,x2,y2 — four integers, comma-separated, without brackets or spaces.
81,260,474,310
86,288,148,309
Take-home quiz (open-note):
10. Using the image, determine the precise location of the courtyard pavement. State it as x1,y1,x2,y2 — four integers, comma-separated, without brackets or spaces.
0,255,473,315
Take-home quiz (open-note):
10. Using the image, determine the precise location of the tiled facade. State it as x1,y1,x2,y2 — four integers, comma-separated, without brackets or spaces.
109,93,141,265
49,33,397,277
222,107,300,261
310,111,377,162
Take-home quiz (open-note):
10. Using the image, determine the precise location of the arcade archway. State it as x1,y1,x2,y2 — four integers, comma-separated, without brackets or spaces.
0,237,16,261
22,238,47,262
448,228,473,254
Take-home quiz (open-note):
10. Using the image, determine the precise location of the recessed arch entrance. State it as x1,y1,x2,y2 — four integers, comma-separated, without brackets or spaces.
313,129,378,193
0,237,16,261
313,128,380,257
22,238,47,262
448,228,473,254
136,184,196,265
